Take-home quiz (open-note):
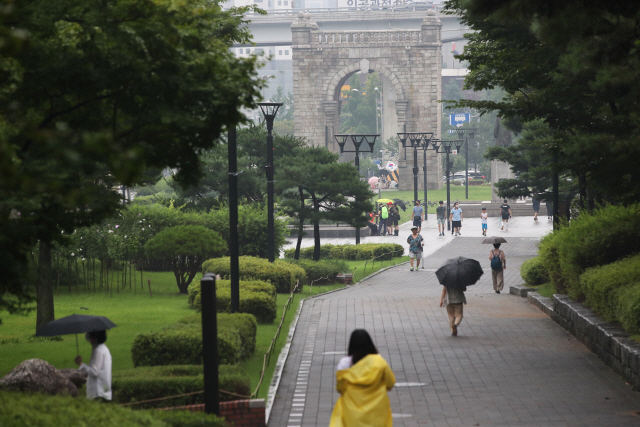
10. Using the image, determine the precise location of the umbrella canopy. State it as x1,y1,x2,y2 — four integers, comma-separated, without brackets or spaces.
35,314,116,337
435,257,484,290
377,198,395,204
368,176,379,186
393,199,407,211
482,236,508,244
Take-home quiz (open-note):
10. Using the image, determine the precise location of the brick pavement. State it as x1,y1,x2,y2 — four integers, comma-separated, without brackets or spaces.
269,237,640,426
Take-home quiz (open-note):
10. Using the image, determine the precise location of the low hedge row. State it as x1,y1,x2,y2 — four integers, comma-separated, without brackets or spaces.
0,391,227,427
131,313,257,367
520,256,549,286
187,280,277,323
112,365,250,408
283,259,349,284
202,256,306,293
538,203,640,298
284,243,404,261
580,253,640,334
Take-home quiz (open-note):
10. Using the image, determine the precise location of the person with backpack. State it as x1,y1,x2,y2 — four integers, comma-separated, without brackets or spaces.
379,204,389,236
500,199,511,231
489,243,506,293
388,202,400,236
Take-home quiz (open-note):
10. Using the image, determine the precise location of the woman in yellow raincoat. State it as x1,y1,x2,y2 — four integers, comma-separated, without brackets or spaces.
330,329,396,427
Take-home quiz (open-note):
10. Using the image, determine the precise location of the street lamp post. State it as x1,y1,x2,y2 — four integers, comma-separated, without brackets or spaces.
420,135,437,215
258,102,283,263
334,133,379,245
398,132,434,206
455,128,477,200
437,139,464,231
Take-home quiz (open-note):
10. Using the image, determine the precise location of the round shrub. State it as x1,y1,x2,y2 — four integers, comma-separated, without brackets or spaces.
520,256,549,286
145,225,226,294
202,256,306,293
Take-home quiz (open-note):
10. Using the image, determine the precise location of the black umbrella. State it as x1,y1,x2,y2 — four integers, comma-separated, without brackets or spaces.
393,199,407,211
482,236,507,244
35,314,117,354
435,257,484,290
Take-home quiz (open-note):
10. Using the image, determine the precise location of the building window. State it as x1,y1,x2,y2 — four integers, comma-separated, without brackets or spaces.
238,48,243,54
279,50,283,55
278,0,281,5
284,1,288,4
285,50,289,55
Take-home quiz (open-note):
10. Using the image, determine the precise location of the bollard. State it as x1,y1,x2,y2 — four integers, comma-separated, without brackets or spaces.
200,273,219,415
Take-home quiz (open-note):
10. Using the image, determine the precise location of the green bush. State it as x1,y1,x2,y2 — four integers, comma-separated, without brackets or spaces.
284,243,404,261
112,364,250,408
520,256,549,286
202,256,306,293
284,244,335,260
580,254,640,333
131,313,256,366
539,203,640,299
187,280,276,323
154,410,227,427
284,259,349,284
0,391,167,427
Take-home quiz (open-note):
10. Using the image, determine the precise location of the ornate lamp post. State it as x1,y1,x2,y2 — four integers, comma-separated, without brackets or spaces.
258,102,283,263
398,132,434,206
455,128,477,200
419,134,437,215
437,139,464,231
334,133,379,245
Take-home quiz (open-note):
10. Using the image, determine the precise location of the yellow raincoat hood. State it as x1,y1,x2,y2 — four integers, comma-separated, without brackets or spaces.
329,354,396,427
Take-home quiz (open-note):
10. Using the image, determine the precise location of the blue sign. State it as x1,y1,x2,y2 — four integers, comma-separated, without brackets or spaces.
449,113,471,133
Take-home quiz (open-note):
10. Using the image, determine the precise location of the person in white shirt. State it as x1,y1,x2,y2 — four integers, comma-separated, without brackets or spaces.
74,330,112,401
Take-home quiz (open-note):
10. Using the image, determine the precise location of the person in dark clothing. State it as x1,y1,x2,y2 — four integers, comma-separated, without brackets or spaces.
500,199,511,231
532,197,541,221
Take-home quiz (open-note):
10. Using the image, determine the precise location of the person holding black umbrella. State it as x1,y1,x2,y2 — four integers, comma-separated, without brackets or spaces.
74,330,112,401
439,285,467,336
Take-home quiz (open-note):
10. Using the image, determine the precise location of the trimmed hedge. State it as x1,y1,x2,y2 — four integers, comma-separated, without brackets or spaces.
539,203,640,299
154,411,227,427
131,313,256,366
0,391,168,427
283,259,349,284
187,280,277,323
284,243,404,261
329,243,404,261
112,364,250,408
580,254,640,334
520,256,549,286
284,244,336,260
202,256,306,293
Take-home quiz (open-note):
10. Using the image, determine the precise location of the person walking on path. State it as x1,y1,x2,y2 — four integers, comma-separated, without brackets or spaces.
546,200,553,221
75,330,112,401
330,329,396,427
489,243,507,293
379,204,389,236
532,197,541,221
412,200,424,233
407,225,424,271
436,200,447,236
389,202,400,236
439,285,467,336
450,202,463,236
481,207,488,236
500,199,512,231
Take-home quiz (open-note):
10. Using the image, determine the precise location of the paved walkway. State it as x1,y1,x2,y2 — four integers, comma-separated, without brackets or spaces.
270,232,640,426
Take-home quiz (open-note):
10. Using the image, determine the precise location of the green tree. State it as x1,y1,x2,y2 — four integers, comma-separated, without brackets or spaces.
145,225,226,294
269,87,294,122
443,0,640,205
277,147,374,260
168,123,306,207
0,0,264,329
339,73,382,134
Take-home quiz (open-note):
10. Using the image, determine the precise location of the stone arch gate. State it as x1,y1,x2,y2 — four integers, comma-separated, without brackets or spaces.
291,10,443,191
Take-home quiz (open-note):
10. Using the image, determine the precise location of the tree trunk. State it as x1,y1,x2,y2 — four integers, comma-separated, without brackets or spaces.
312,195,321,261
36,241,55,332
295,186,305,260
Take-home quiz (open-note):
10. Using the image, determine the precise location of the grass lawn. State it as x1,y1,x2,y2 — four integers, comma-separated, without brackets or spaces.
346,256,409,284
0,257,406,400
376,185,493,224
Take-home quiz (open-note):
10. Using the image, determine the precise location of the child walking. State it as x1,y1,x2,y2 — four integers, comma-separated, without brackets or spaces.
480,207,488,236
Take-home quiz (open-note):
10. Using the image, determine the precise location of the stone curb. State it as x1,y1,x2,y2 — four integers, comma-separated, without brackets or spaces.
509,284,535,297
515,289,640,391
